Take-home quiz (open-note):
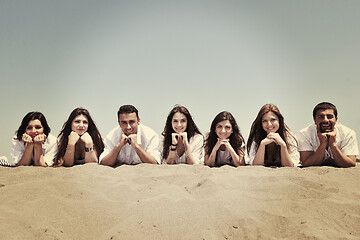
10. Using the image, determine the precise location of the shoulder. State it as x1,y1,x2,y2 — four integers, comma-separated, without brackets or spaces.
139,124,158,137
299,124,316,134
46,134,57,144
107,126,122,137
335,123,356,137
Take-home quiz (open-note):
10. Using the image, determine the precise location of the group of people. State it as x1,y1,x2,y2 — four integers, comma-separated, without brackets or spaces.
1,102,358,168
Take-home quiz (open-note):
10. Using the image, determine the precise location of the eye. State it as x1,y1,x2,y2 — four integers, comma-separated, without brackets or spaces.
26,126,32,130
327,115,334,119
35,126,42,129
83,120,88,124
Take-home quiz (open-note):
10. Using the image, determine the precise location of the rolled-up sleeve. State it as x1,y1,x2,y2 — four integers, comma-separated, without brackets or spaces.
145,133,161,164
190,134,204,164
11,138,24,166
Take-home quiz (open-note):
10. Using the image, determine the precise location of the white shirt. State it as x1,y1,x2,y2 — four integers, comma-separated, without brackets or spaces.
298,123,359,161
99,124,161,165
10,134,57,166
160,133,204,164
247,133,299,167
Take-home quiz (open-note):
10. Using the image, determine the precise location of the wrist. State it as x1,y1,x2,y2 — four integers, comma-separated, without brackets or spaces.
85,145,94,152
85,142,93,148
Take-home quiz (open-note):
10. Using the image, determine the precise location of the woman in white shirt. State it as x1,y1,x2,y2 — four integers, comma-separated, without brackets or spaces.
247,104,299,167
11,111,57,166
54,108,104,167
204,111,245,167
161,105,204,164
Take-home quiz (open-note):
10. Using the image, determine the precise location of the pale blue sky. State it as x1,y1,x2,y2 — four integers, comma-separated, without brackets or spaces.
1,0,359,158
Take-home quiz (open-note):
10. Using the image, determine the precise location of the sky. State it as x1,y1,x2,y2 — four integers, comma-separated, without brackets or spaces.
1,0,359,159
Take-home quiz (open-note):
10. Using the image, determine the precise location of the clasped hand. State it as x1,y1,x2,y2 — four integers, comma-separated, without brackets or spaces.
22,133,46,144
68,131,93,146
120,133,137,147
317,128,336,147
261,132,286,147
171,132,188,145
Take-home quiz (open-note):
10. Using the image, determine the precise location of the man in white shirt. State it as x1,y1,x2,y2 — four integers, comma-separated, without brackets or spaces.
99,105,161,166
298,102,358,167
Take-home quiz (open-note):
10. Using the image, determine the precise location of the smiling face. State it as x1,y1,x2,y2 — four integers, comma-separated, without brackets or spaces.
171,112,187,133
71,114,89,136
118,112,140,136
261,111,280,134
26,119,44,139
215,120,233,139
314,109,337,133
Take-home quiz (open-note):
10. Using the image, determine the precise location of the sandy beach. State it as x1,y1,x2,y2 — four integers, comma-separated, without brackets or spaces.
1,164,360,240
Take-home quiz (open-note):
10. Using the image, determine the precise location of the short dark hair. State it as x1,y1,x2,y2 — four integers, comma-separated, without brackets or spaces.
117,105,139,119
313,102,338,119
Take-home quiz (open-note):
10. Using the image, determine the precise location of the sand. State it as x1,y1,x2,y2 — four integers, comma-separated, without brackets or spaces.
1,164,360,240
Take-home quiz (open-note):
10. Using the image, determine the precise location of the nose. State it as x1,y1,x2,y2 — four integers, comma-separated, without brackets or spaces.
177,122,182,127
220,127,226,133
126,123,132,129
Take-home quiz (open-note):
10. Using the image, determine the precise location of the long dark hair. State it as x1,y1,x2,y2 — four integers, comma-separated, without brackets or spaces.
161,105,202,159
247,104,296,154
55,108,104,165
15,112,51,140
205,111,245,156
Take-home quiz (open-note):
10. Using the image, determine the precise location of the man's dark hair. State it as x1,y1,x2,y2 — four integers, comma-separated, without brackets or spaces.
313,102,338,119
117,105,139,119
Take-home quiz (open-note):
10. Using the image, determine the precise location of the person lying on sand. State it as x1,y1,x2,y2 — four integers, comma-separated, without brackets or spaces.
160,105,204,165
99,105,161,166
204,111,245,167
298,102,359,167
54,108,104,167
247,104,299,167
11,112,57,166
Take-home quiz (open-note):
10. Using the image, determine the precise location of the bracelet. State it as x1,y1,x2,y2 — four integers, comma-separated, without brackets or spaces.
171,143,178,147
85,146,94,152
170,146,177,151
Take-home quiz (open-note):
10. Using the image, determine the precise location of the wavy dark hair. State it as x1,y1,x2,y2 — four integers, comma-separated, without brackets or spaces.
247,104,296,155
161,105,202,159
54,108,104,165
15,112,51,141
205,111,245,156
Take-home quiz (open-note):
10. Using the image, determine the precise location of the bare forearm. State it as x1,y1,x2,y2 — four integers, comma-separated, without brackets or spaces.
33,144,47,166
280,146,293,167
62,145,75,167
229,148,245,167
185,149,196,165
84,151,98,163
252,144,265,166
100,145,122,166
133,144,157,164
204,148,217,167
17,144,34,166
165,151,176,164
301,144,326,166
330,145,356,167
